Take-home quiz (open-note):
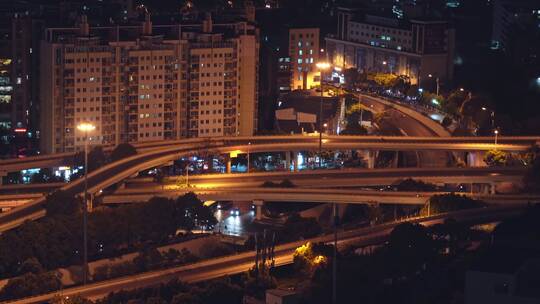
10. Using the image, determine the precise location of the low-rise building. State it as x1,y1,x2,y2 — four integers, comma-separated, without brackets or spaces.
326,8,455,86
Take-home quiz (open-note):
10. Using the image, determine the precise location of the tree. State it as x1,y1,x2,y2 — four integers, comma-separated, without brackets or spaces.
293,242,332,279
343,68,360,89
110,143,137,162
200,279,243,304
243,269,277,299
0,271,62,301
395,178,437,191
17,257,45,275
44,190,81,216
74,146,106,173
385,223,436,276
420,92,445,108
367,73,398,88
281,213,322,242
484,149,509,166
171,293,202,304
423,193,485,215
523,147,540,193
51,295,93,304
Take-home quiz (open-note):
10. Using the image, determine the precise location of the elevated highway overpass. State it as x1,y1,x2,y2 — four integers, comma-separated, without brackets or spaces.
0,135,538,175
100,188,540,207
0,150,532,232
0,167,527,207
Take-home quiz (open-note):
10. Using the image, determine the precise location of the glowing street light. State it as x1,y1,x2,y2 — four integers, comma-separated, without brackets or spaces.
316,62,331,168
76,122,95,286
316,62,331,70
481,106,495,128
494,129,499,146
428,74,440,96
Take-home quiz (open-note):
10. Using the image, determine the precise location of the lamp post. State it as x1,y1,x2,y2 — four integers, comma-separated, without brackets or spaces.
316,62,331,169
247,142,251,173
494,129,499,146
332,202,338,304
382,60,393,74
185,163,190,187
77,122,95,285
482,107,495,128
428,74,440,96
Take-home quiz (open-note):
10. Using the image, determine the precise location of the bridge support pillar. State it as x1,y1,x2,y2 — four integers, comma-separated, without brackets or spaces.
253,199,264,220
467,151,487,167
86,193,94,213
226,156,232,174
490,183,496,195
293,151,299,172
0,171,6,185
285,151,291,171
366,150,375,169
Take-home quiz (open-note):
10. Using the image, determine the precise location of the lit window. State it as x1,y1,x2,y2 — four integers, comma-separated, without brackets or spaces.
298,59,303,64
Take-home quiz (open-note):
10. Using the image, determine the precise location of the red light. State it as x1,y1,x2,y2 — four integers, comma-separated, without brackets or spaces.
14,128,27,133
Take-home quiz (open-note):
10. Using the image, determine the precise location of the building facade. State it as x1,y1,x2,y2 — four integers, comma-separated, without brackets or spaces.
0,28,10,131
326,10,455,85
40,14,259,154
289,27,320,90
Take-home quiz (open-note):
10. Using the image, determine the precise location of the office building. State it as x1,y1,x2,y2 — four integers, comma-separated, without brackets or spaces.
491,0,540,51
40,13,259,154
326,8,455,85
289,27,320,90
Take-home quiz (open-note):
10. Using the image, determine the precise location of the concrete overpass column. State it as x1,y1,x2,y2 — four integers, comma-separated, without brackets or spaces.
0,171,6,185
393,151,399,168
285,151,291,171
490,182,496,195
293,151,299,172
253,199,264,220
225,155,232,174
366,150,375,169
86,193,94,212
467,151,487,167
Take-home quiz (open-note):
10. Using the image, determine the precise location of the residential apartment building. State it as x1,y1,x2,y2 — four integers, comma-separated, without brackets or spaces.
0,29,10,131
326,9,455,85
289,27,320,90
40,14,259,154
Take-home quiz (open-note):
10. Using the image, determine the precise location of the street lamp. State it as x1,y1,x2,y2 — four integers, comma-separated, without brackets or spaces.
482,107,495,128
185,163,191,188
247,142,251,173
76,122,95,285
428,74,440,96
494,129,499,146
316,62,331,168
382,60,393,74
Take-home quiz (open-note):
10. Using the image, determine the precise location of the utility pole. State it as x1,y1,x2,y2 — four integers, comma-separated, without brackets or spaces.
332,203,338,304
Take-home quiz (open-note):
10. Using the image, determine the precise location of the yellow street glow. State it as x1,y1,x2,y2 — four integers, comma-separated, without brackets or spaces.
229,150,243,158
77,123,96,132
